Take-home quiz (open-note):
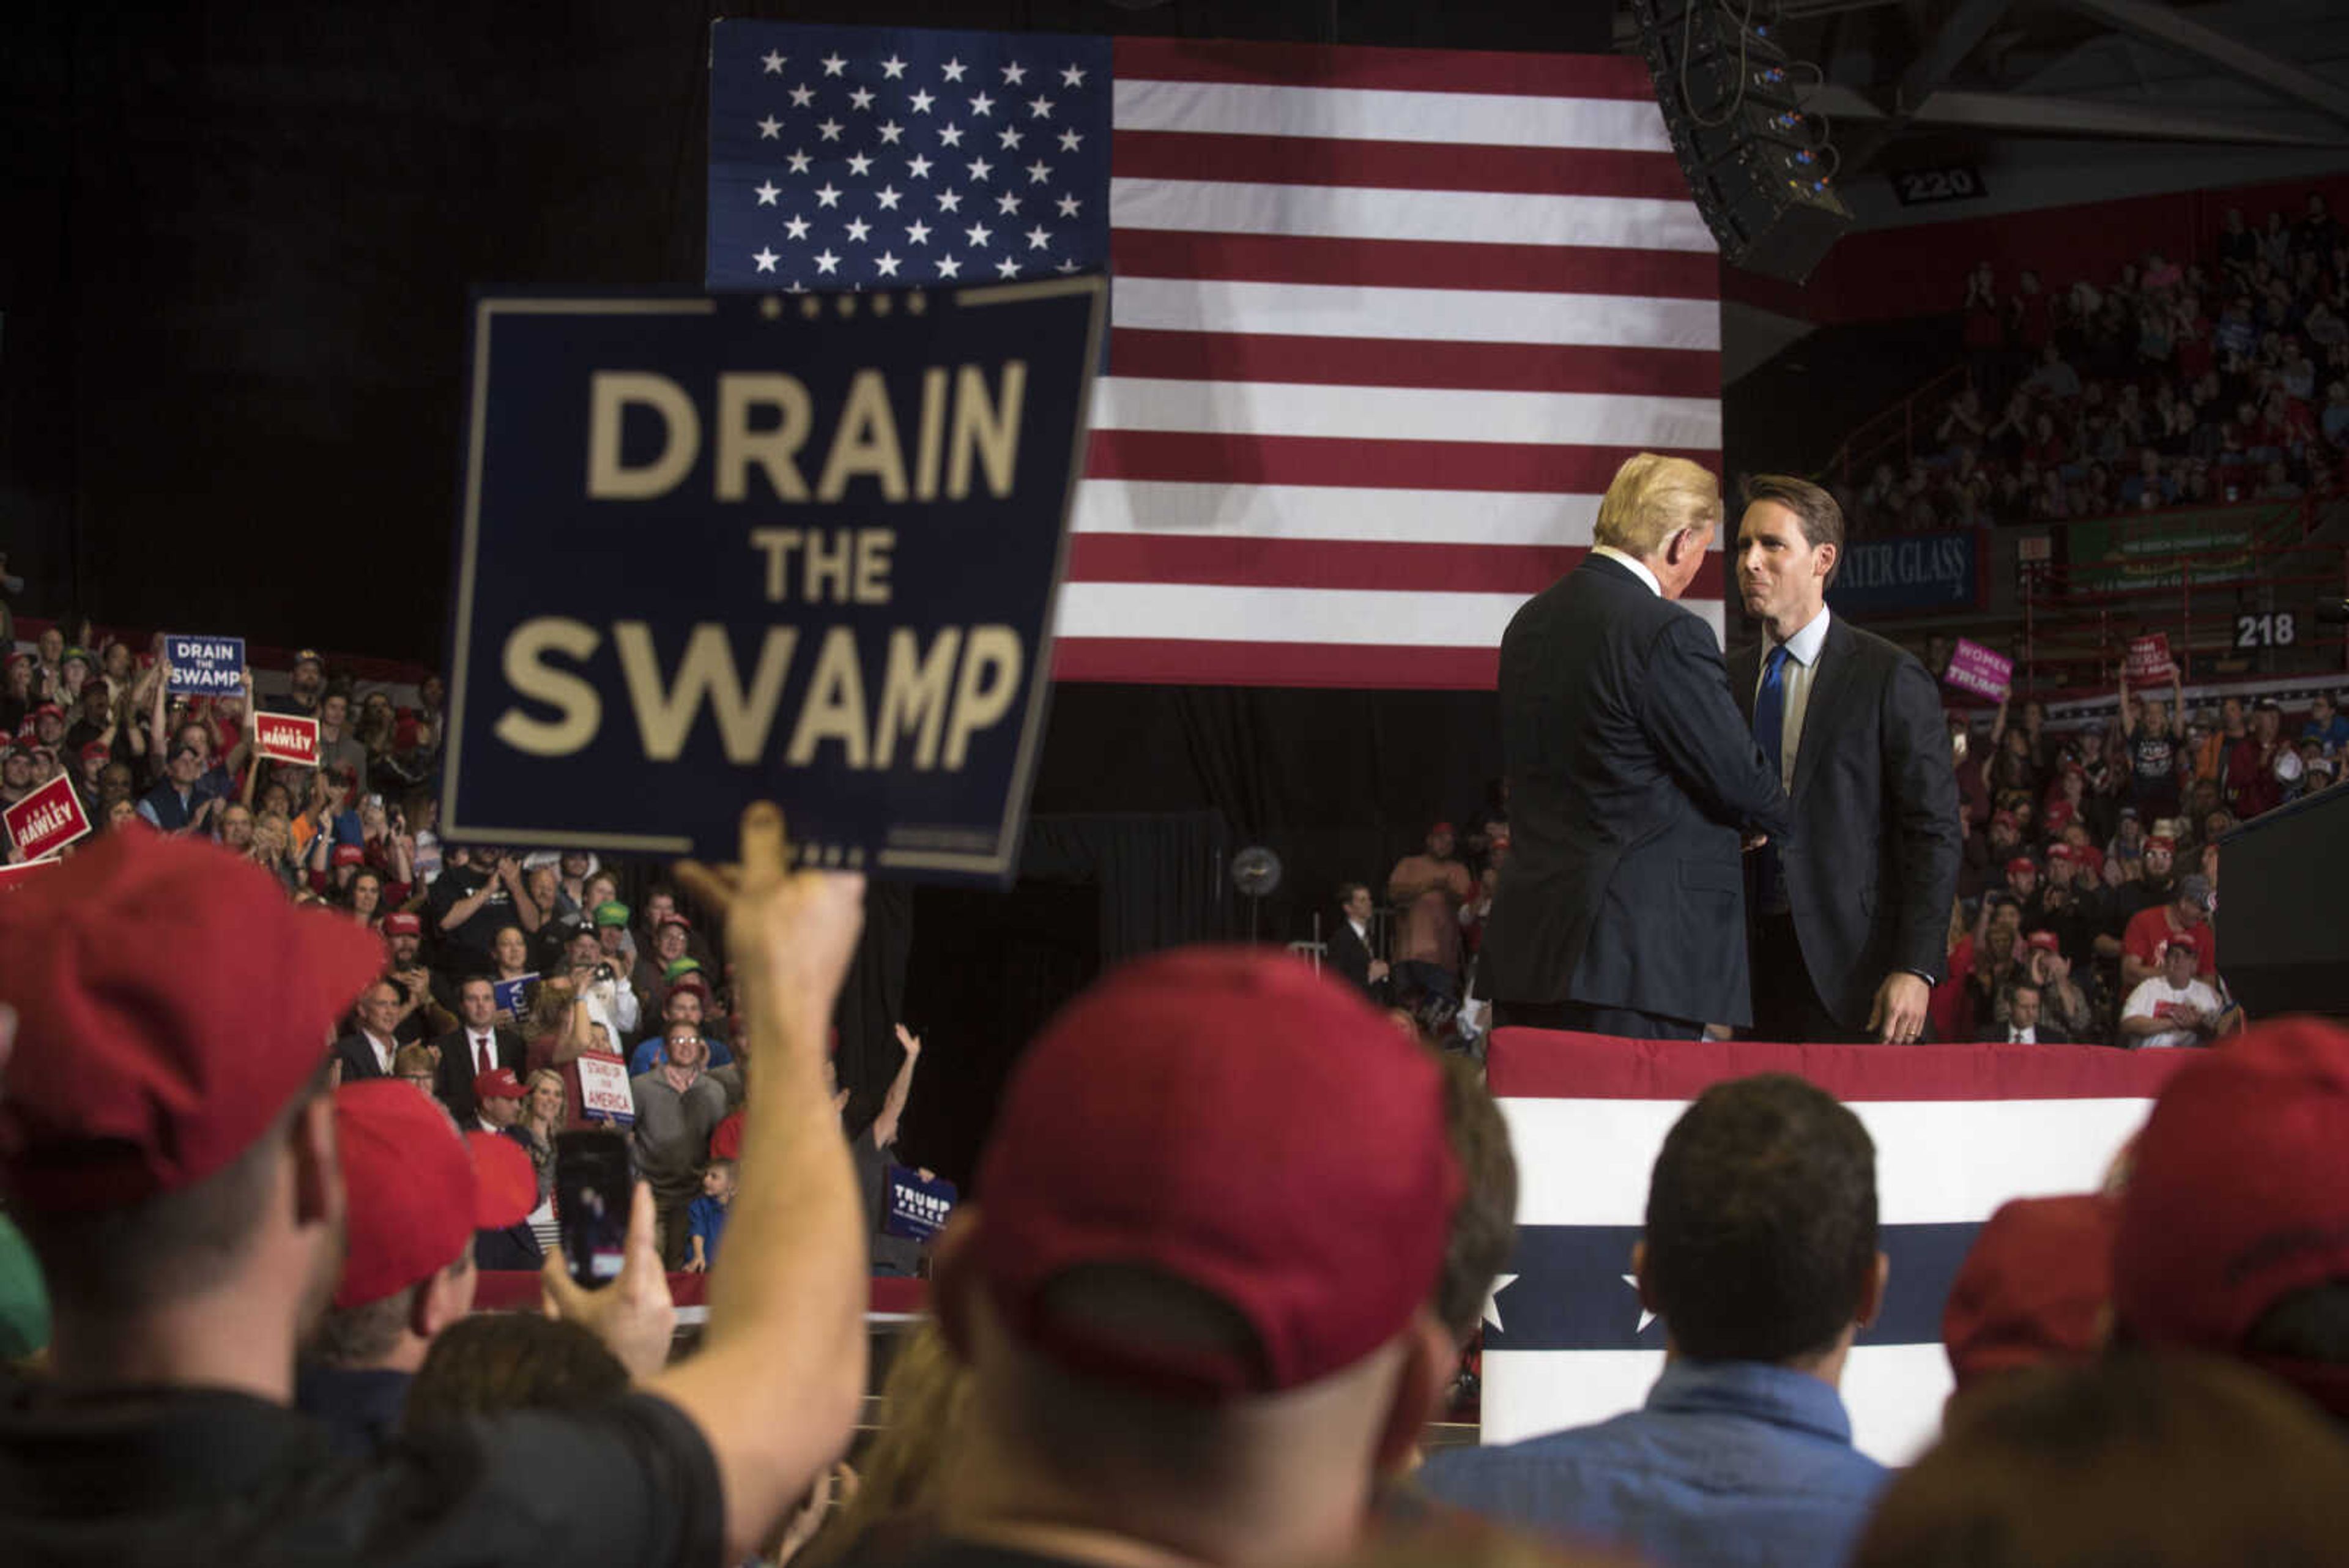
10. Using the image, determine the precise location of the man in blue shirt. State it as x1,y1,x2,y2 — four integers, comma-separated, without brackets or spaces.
1422,1074,1891,1568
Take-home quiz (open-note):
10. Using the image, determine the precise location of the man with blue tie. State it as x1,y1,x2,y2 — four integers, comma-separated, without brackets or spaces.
1730,476,1961,1044
1485,455,1791,1040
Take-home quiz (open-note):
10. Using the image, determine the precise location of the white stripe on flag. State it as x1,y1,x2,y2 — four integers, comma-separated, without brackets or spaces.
1110,179,1720,254
1090,378,1722,450
1502,1098,2153,1228
1111,79,1675,153
1056,584,1724,649
1072,481,1603,546
1108,278,1721,352
1053,582,1534,645
1482,1343,1954,1466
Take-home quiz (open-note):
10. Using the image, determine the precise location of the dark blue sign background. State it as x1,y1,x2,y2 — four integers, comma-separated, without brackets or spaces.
1827,532,1980,617
440,283,1104,883
884,1164,958,1241
165,634,246,697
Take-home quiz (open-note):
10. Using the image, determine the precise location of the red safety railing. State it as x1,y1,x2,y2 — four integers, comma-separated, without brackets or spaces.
2018,505,2349,697
1822,363,1974,488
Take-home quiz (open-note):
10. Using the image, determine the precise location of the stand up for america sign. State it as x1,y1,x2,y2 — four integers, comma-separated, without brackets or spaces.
439,281,1104,884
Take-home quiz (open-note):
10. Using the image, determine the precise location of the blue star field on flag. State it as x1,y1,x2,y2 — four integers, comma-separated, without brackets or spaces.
708,22,1114,292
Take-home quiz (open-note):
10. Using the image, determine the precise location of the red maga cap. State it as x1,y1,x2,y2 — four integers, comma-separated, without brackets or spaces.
473,1067,525,1102
332,844,365,868
0,831,384,1213
2113,1019,2349,1415
381,912,421,938
1944,1194,2118,1389
2026,930,2061,953
2006,856,2036,876
333,1080,535,1309
970,946,1461,1402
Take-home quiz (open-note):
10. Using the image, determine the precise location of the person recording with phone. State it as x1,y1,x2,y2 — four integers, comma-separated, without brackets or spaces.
0,807,872,1565
1978,934,2090,1044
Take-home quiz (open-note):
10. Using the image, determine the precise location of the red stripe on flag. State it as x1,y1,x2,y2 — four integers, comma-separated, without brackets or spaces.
1086,431,1722,494
1053,637,1504,689
1108,329,1721,398
1065,537,1726,598
1110,230,1721,300
1111,130,1693,201
1486,1031,2192,1102
1113,37,1659,100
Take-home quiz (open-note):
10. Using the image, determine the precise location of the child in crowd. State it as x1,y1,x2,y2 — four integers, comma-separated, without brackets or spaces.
685,1157,736,1274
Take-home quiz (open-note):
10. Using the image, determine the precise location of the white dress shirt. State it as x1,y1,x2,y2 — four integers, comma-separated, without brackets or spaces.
1753,606,1833,792
1592,544,1663,597
467,1030,497,1077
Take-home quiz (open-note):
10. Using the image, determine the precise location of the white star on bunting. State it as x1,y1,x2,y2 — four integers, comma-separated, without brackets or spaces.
1482,1275,1520,1332
1622,1275,1657,1335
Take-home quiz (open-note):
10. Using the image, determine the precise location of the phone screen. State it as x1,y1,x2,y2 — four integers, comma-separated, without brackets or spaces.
554,1129,633,1289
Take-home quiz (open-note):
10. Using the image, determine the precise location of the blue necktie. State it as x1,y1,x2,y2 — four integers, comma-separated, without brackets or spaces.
1754,644,1790,913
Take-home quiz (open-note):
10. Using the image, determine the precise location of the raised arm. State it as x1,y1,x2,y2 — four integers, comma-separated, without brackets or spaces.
870,1024,923,1151
634,806,870,1560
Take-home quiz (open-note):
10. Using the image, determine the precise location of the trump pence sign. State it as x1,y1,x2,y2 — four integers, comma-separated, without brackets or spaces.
440,282,1104,883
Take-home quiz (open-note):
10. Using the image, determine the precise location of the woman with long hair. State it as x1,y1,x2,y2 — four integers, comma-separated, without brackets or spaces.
515,1068,566,1254
343,868,385,926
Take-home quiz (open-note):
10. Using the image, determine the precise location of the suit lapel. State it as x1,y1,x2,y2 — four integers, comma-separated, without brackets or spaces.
1790,615,1857,801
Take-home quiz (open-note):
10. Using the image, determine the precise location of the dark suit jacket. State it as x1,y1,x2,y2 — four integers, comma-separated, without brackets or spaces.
1484,555,1792,1026
432,1024,528,1122
1328,919,1384,995
332,1031,395,1083
1731,613,1963,1031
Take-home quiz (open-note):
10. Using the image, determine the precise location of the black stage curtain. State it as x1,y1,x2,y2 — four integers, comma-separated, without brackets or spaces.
1,0,1606,637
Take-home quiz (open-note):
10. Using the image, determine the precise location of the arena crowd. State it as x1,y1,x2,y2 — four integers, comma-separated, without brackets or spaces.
3,598,2347,1568
1842,188,2349,533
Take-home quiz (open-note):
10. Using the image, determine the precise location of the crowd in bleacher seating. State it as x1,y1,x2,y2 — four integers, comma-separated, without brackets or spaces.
1843,190,2349,535
8,809,2349,1568
1920,668,2349,1046
9,551,2349,1568
0,622,929,1300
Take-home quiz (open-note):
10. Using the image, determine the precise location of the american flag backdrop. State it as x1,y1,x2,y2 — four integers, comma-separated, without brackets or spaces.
709,23,1722,690
1481,1033,2188,1465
